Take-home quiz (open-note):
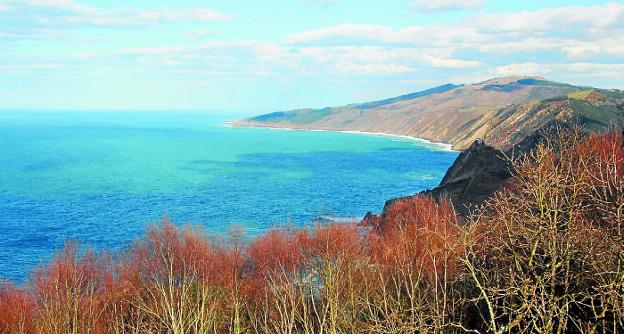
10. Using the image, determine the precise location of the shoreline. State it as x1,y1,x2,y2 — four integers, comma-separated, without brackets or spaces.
225,122,456,152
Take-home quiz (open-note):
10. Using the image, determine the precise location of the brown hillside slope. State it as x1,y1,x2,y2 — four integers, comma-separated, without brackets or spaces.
453,93,624,150
235,77,593,150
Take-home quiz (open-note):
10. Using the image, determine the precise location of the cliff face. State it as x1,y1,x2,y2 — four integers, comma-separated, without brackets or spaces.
362,139,511,224
424,139,511,216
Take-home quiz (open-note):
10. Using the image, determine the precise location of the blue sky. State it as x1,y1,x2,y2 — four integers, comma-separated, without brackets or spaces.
0,0,622,113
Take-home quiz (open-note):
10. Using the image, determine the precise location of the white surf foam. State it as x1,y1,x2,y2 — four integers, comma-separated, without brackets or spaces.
227,123,455,152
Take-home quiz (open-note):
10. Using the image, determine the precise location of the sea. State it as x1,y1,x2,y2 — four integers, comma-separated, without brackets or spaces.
0,111,458,282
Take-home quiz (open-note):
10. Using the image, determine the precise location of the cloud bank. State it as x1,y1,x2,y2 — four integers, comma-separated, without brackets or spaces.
0,0,622,110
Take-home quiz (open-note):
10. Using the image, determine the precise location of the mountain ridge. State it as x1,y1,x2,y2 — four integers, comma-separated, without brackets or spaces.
233,76,624,151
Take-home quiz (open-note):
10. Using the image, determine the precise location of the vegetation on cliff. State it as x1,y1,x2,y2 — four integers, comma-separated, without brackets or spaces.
1,128,623,333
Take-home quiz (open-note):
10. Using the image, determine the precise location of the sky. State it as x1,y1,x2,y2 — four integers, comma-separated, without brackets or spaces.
0,0,623,113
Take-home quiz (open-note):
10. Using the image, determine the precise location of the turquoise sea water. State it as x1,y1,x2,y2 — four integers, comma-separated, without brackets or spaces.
0,111,458,282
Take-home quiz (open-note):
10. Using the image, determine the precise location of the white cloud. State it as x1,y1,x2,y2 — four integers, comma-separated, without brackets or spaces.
285,3,624,48
567,63,624,76
285,23,485,48
421,55,481,68
411,0,484,12
286,24,393,44
25,0,97,14
13,1,235,26
471,2,624,32
3,1,623,86
71,41,479,78
299,0,339,7
257,45,480,75
494,63,548,77
188,29,214,40
561,44,602,57
494,62,624,78
63,8,235,26
336,63,414,75
282,1,624,77
0,3,9,11
560,35,624,57
153,8,234,22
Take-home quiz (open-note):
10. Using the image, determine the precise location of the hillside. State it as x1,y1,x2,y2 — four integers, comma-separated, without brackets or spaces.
452,90,624,150
234,77,624,151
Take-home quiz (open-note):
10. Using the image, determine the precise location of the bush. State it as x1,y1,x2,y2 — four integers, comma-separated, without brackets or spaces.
462,128,624,333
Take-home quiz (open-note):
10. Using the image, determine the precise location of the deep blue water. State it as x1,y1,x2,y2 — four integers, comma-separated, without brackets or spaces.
0,111,458,282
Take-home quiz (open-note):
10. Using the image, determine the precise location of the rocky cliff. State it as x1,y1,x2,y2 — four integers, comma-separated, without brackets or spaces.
362,139,511,224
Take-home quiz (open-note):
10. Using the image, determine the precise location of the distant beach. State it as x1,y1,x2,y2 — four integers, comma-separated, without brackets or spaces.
226,122,455,152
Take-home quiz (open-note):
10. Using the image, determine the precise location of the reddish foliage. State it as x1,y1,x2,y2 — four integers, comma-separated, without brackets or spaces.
247,229,306,276
110,218,243,331
575,130,624,232
368,196,461,278
581,130,624,168
244,229,307,300
0,282,35,334
305,223,365,262
33,242,111,294
119,218,230,286
32,242,112,333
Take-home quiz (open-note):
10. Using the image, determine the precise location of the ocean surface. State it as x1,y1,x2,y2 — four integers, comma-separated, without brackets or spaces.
0,111,458,282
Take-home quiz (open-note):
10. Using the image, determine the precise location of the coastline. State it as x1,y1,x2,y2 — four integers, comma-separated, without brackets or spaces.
225,122,456,152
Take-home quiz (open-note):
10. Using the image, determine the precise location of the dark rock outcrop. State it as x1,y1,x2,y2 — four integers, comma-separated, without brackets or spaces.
361,211,380,227
362,138,512,226
422,139,512,216
362,120,622,227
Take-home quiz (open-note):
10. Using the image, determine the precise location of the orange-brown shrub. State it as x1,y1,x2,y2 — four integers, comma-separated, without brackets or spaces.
247,228,306,278
577,130,624,234
305,223,365,262
32,242,112,334
245,228,308,300
361,196,463,332
463,128,624,333
369,196,461,278
0,282,35,334
120,218,222,284
111,217,240,333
